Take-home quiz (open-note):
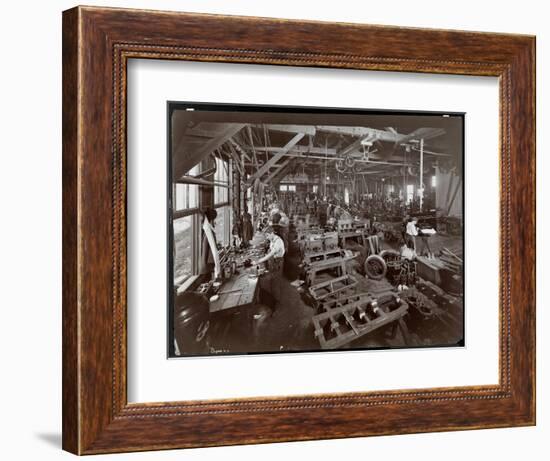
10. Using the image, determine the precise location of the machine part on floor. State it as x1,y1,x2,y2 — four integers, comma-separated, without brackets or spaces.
319,291,374,312
400,281,463,346
419,277,460,304
312,291,409,349
304,252,357,286
337,219,354,233
384,257,417,287
380,248,400,259
380,249,401,268
399,259,417,287
364,254,387,280
319,293,377,318
308,274,358,304
400,287,438,318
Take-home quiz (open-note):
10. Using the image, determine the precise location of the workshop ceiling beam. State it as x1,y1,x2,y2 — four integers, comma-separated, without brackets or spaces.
263,159,291,184
229,138,251,162
252,124,316,136
242,145,338,155
247,132,305,185
184,127,220,138
338,135,374,158
270,161,295,186
173,123,246,179
316,125,402,143
399,127,446,144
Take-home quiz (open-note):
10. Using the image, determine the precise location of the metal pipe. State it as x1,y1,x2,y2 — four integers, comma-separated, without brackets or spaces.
269,152,411,166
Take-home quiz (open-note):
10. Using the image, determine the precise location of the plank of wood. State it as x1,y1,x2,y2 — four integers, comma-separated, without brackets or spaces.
174,123,245,179
254,124,316,136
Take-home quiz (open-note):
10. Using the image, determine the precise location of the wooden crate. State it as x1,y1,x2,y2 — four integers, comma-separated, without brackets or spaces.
312,292,409,349
308,274,358,303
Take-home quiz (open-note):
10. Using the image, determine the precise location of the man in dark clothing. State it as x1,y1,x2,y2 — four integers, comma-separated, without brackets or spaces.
318,201,328,227
241,208,253,246
271,212,288,251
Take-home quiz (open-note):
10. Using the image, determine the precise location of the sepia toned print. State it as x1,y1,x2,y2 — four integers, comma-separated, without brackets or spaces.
169,103,465,357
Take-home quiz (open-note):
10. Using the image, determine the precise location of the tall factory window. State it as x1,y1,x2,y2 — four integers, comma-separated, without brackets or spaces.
173,164,201,285
213,157,232,246
174,165,199,211
214,157,230,205
214,205,233,247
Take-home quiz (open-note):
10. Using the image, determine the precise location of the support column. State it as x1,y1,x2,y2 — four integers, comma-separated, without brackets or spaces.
232,165,241,227
419,138,424,211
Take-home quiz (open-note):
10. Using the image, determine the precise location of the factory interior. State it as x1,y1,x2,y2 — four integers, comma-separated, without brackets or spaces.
170,106,464,357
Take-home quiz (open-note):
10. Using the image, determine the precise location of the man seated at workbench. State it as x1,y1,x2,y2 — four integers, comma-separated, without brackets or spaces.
252,226,286,313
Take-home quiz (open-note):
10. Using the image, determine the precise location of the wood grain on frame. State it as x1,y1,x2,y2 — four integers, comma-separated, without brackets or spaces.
62,5,535,454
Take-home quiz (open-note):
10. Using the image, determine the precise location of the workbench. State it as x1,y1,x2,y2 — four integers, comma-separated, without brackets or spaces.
209,271,260,313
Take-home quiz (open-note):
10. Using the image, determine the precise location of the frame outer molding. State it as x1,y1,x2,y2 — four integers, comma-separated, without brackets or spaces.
62,6,535,455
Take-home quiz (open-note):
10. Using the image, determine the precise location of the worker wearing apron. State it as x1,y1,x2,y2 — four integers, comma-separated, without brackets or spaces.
253,226,285,311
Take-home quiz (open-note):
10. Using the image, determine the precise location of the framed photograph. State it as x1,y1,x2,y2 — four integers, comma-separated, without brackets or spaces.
62,6,535,454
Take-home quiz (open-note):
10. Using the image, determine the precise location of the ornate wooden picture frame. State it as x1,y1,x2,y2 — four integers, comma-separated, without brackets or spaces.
62,5,535,455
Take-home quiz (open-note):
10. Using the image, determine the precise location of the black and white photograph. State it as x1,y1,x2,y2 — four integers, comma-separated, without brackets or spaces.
169,103,464,357
2,0,543,458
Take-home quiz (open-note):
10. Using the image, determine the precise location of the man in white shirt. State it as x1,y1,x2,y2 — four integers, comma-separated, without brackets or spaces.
405,217,418,251
253,227,285,312
254,226,285,266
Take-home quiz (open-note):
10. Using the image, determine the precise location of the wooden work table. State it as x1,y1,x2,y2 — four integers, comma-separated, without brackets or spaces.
209,244,267,313
209,270,261,313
